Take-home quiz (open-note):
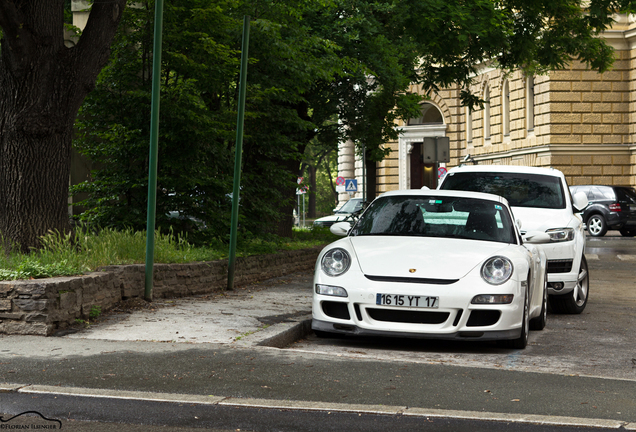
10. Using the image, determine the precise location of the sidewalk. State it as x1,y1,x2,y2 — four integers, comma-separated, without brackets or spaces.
59,272,313,348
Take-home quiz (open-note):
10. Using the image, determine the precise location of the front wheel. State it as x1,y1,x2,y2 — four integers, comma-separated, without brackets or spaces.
498,287,529,349
586,214,607,237
530,270,548,331
549,255,589,314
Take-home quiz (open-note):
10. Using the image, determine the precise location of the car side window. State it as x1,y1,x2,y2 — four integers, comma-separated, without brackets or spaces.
588,187,603,201
599,187,616,201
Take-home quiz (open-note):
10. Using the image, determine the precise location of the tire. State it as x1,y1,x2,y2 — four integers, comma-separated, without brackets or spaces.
586,214,607,237
619,228,636,237
498,286,529,349
529,270,548,331
313,330,333,338
548,255,589,314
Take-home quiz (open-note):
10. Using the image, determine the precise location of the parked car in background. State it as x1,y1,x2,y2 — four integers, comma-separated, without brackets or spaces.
569,185,636,237
313,198,364,228
439,165,590,314
313,189,549,349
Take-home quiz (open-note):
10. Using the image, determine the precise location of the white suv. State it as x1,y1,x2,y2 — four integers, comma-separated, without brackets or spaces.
439,165,589,313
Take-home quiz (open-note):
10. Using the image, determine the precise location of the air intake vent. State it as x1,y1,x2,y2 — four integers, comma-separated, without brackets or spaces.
365,275,459,285
547,259,573,273
367,308,449,324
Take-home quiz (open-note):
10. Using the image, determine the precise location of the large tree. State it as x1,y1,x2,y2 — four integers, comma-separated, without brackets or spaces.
6,0,636,251
311,0,636,202
0,0,127,252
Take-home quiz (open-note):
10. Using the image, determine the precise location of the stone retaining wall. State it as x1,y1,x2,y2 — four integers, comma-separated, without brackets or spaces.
0,246,323,336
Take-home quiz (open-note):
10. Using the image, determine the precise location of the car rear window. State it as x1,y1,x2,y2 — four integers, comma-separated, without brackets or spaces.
615,187,636,204
440,172,566,209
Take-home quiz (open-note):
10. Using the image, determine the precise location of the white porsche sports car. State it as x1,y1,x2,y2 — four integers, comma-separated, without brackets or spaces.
312,189,550,349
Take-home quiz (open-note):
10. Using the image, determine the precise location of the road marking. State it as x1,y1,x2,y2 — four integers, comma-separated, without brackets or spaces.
585,254,599,260
617,255,636,261
404,408,626,429
18,385,225,405
7,384,632,429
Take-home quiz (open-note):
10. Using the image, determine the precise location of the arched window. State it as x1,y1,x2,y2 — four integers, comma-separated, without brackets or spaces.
502,80,510,136
407,103,444,125
483,85,491,140
526,76,535,131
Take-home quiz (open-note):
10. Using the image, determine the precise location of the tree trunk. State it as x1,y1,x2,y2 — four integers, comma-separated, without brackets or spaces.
308,164,317,219
0,123,74,251
0,0,126,252
276,157,302,238
365,152,377,204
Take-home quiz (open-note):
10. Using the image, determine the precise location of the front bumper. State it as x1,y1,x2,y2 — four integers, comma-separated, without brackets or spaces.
312,275,525,341
541,240,583,295
312,318,519,341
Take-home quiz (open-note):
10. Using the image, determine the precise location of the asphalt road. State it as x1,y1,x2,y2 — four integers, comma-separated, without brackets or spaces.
1,232,635,431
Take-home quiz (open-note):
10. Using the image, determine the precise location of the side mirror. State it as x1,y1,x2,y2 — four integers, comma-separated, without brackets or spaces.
572,191,589,212
330,221,351,237
516,218,522,230
523,231,551,244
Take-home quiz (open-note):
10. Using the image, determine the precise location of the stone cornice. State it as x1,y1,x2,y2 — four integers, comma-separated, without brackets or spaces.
471,144,634,162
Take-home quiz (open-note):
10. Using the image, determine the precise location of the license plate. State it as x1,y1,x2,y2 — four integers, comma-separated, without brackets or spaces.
376,293,439,308
630,205,636,212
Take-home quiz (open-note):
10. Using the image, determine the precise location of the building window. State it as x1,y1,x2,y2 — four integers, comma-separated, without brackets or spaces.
407,102,444,125
502,80,510,136
466,106,472,142
483,85,491,140
526,76,535,131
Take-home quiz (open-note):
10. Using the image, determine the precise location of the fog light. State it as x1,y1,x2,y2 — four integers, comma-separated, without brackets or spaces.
316,284,348,297
471,294,514,304
548,282,564,291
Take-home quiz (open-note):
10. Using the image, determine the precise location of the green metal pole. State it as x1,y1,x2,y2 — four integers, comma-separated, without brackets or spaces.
144,0,165,301
227,16,251,291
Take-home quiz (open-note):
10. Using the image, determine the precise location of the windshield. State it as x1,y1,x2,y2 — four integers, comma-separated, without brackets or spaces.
336,198,363,214
350,195,516,244
440,172,566,209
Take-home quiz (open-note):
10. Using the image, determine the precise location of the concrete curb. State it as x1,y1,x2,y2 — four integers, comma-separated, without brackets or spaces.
257,317,312,348
2,383,634,429
231,315,312,348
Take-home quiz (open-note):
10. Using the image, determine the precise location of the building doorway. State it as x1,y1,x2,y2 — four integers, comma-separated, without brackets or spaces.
409,143,438,189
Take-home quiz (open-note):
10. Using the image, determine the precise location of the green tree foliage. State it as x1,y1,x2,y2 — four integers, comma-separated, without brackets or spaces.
73,1,240,243
73,0,343,242
71,0,636,243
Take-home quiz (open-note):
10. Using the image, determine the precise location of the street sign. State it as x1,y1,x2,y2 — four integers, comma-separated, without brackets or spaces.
336,185,345,193
438,166,448,179
422,137,450,163
335,176,345,186
296,186,308,195
345,179,358,192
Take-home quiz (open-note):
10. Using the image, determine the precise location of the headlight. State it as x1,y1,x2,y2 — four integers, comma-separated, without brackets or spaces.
545,228,575,242
481,256,513,285
315,284,348,297
321,248,351,277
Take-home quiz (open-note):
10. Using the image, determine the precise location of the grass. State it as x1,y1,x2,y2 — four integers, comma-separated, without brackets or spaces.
0,226,337,281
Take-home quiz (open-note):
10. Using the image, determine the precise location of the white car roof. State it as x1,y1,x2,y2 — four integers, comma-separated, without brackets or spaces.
378,188,510,207
444,164,565,179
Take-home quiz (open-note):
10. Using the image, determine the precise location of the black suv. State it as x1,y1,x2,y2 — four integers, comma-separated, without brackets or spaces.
569,185,636,237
